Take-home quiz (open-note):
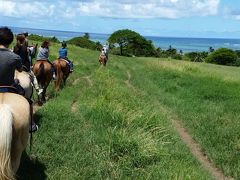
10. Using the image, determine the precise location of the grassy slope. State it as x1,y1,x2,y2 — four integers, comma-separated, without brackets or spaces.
18,42,240,179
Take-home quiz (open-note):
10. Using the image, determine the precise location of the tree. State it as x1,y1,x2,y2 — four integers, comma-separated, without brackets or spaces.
108,29,156,56
209,46,215,53
83,33,90,39
206,48,237,65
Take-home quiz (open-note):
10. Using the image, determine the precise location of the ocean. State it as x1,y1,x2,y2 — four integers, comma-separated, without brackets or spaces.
10,26,240,53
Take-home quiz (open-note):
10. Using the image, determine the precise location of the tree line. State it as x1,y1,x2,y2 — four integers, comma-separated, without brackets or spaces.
29,29,240,67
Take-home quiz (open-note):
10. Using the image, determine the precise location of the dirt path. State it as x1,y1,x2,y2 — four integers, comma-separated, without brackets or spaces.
172,120,230,180
71,99,78,113
73,78,80,85
124,71,134,89
82,76,93,86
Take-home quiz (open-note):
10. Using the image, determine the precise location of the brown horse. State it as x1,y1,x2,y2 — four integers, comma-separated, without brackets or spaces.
32,60,52,105
99,53,107,66
0,93,30,179
53,59,70,91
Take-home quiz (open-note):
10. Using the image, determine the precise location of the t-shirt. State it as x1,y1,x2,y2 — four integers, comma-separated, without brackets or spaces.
13,45,30,71
0,48,22,86
36,47,49,60
59,48,68,59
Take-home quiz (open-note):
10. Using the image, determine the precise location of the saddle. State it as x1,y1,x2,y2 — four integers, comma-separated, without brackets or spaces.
59,58,71,71
0,86,18,93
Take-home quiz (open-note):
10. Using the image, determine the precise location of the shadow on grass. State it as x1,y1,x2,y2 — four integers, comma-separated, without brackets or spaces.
17,152,47,180
33,113,43,127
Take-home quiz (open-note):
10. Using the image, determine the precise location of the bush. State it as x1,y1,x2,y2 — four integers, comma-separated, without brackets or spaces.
206,48,237,65
67,36,100,50
185,52,208,62
28,34,60,43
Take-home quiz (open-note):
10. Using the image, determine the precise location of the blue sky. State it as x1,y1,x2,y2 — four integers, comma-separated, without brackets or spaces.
1,0,240,38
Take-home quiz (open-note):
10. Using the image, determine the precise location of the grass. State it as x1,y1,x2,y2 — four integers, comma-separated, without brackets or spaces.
17,41,240,179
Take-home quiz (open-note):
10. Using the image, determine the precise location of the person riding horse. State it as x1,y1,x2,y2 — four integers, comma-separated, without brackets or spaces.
0,27,38,133
102,44,109,59
13,34,42,95
58,41,73,72
36,41,56,79
0,28,23,94
0,28,32,179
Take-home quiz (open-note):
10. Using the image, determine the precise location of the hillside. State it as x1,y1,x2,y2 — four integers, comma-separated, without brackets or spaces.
17,42,240,179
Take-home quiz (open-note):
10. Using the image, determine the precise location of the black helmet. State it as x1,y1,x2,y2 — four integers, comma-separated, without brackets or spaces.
62,41,67,47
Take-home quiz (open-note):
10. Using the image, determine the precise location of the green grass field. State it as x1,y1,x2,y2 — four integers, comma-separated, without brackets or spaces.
17,42,240,179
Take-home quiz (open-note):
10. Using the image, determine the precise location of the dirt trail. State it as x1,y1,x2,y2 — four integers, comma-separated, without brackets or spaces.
73,78,80,85
71,100,78,113
172,120,231,180
82,76,93,86
124,71,134,89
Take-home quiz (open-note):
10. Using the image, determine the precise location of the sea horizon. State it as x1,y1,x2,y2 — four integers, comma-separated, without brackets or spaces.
9,26,240,53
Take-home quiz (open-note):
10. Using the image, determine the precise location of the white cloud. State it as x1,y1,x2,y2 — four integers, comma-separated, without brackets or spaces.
0,0,55,18
0,0,220,19
224,7,240,21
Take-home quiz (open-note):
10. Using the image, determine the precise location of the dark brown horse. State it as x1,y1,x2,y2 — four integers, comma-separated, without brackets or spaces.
32,60,52,105
53,59,70,91
99,53,107,66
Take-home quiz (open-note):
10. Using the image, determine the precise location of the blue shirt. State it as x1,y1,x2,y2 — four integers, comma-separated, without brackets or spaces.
59,48,67,59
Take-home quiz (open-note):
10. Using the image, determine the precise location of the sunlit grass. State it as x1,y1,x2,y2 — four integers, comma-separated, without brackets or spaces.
17,41,240,179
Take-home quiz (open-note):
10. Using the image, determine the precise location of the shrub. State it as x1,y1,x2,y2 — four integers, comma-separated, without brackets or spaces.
206,48,237,65
185,52,208,62
28,34,60,43
67,36,99,50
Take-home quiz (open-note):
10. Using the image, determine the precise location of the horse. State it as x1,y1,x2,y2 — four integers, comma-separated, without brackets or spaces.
99,53,108,66
0,93,30,179
32,60,53,105
14,70,33,99
53,58,70,91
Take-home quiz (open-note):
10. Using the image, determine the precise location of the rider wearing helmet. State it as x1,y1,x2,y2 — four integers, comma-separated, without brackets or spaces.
59,41,73,72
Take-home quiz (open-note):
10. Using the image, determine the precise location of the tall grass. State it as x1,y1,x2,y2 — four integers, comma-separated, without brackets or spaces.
17,41,240,179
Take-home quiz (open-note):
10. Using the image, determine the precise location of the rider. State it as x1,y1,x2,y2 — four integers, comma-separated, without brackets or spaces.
0,27,38,132
36,40,56,79
102,43,109,59
0,27,23,92
13,34,30,71
58,41,73,72
13,34,43,95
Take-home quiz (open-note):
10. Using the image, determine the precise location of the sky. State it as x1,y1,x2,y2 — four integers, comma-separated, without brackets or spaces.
1,0,240,38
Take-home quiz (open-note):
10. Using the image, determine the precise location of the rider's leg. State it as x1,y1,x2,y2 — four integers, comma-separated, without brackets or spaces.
29,70,43,95
12,80,25,96
47,60,56,80
66,59,74,72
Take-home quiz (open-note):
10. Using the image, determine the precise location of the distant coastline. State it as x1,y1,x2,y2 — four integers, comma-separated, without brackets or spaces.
9,26,240,53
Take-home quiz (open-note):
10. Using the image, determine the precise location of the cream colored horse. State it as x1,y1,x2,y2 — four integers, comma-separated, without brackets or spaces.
0,93,30,180
14,70,33,99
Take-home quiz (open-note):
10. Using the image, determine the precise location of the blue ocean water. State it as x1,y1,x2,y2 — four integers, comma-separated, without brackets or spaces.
10,26,240,53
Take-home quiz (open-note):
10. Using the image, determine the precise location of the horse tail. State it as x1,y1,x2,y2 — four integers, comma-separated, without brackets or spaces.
0,105,14,180
38,63,45,79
